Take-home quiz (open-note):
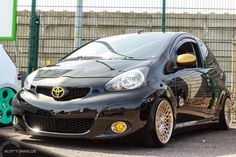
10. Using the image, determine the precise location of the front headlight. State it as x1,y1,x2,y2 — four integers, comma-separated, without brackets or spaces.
24,70,38,90
105,67,149,91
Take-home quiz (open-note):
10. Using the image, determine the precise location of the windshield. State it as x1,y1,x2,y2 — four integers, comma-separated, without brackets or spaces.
65,33,174,59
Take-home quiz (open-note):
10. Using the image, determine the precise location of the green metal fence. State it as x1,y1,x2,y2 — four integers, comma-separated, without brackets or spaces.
0,0,236,92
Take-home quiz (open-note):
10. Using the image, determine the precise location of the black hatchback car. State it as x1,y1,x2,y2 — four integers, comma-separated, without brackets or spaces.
13,32,233,147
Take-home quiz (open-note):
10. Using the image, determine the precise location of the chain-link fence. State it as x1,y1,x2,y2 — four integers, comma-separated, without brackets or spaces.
0,0,236,92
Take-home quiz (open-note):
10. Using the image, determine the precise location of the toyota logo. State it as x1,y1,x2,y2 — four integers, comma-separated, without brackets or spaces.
51,87,65,99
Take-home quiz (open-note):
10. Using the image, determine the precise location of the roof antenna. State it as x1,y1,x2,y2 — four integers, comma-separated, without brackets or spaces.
138,30,144,34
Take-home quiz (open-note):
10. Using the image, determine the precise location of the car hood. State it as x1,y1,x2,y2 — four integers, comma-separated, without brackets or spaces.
35,59,152,78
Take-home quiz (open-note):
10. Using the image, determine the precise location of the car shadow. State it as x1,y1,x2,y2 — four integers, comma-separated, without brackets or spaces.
18,126,236,157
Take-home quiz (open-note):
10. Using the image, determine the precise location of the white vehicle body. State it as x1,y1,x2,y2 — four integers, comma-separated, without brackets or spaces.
0,44,21,92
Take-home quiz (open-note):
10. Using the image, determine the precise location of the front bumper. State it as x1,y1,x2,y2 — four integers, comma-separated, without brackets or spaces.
12,87,153,139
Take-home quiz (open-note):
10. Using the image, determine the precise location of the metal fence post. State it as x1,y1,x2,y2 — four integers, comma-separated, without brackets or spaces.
74,0,83,48
162,0,166,33
28,0,40,74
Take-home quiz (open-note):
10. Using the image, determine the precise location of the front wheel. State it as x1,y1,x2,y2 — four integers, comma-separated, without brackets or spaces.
218,97,233,130
143,98,174,147
0,88,16,125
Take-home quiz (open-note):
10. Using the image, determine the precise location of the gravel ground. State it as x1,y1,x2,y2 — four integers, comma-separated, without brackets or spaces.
1,125,236,157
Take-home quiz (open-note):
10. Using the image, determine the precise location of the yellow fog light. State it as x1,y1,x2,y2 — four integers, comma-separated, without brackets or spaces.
13,116,19,125
111,121,127,134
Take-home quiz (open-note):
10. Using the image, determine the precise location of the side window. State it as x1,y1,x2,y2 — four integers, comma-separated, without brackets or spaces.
176,42,194,56
175,41,203,68
198,40,208,58
198,40,209,68
206,49,219,69
198,40,218,68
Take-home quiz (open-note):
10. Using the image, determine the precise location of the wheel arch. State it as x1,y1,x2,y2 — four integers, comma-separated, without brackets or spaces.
216,89,232,117
140,87,177,123
0,84,18,93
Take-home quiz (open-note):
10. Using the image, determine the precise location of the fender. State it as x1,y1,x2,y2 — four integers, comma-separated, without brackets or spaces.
215,88,231,117
0,84,18,93
140,85,177,123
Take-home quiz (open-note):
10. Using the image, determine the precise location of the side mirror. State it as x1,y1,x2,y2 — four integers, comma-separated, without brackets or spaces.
176,53,196,68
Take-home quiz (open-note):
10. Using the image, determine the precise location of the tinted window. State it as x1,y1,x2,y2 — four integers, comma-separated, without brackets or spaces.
175,41,203,68
198,41,208,58
66,33,174,59
176,42,194,56
205,50,219,68
198,40,218,68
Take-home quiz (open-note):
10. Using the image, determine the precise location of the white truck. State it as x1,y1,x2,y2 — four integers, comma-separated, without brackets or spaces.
0,44,21,125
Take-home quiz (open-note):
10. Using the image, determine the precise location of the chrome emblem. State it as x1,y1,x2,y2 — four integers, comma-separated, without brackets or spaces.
51,87,65,99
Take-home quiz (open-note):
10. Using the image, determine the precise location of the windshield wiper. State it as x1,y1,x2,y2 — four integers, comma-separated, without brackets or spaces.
61,56,103,62
95,60,115,71
95,41,134,59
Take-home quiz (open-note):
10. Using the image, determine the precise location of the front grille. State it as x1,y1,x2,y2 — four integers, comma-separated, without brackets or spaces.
36,86,51,96
29,85,36,94
36,86,91,101
25,114,94,133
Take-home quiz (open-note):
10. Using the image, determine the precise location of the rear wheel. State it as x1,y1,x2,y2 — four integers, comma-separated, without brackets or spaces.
218,98,233,130
143,99,174,147
0,88,15,125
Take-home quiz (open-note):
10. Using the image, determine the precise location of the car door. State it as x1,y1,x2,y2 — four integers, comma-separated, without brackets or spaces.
171,38,214,124
198,39,225,117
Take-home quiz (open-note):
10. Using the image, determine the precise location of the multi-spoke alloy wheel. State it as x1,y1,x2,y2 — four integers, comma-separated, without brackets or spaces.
218,97,233,130
142,98,174,147
224,98,233,128
0,88,15,125
155,100,174,144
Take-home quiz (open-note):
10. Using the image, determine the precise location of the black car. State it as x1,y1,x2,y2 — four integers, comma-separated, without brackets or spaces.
12,32,233,147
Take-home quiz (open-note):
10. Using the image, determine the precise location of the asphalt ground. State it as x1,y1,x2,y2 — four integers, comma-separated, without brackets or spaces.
0,124,236,157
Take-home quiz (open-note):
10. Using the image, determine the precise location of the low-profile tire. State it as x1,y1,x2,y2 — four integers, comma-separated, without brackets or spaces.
142,98,174,147
218,97,233,130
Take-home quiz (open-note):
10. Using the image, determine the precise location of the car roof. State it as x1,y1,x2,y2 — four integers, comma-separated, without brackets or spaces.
98,32,188,42
139,32,185,35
